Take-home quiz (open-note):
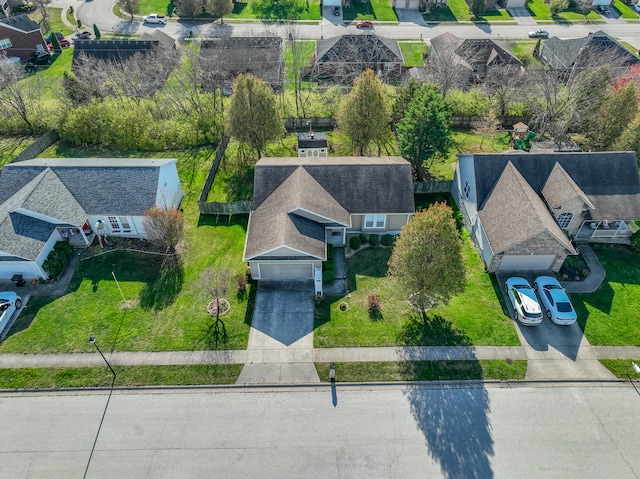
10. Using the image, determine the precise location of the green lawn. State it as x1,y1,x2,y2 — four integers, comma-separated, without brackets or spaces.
509,40,544,67
314,199,519,348
284,41,316,90
399,42,427,67
316,360,527,381
136,0,321,19
1,147,254,354
572,244,640,346
0,364,242,388
599,359,640,378
429,0,511,22
423,5,457,22
527,0,602,21
0,136,37,167
342,0,397,22
614,0,639,19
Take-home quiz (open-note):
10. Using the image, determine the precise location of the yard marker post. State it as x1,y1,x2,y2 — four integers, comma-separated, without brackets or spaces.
112,271,127,305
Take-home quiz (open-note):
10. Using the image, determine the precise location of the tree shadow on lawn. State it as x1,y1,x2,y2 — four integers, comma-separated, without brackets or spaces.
398,311,472,346
3,296,57,341
139,255,185,311
346,247,391,292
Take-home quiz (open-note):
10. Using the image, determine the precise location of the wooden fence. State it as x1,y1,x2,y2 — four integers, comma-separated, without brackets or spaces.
11,130,59,163
414,180,453,194
285,117,337,132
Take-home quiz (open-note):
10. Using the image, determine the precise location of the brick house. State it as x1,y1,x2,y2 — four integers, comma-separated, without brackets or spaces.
0,14,46,61
452,152,640,272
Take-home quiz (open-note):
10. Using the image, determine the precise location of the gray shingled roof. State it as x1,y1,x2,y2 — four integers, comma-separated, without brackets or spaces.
0,14,40,33
0,158,173,216
470,152,640,222
316,34,403,65
542,162,594,210
478,162,576,255
72,40,159,67
138,30,175,49
542,30,639,70
431,32,521,69
298,132,327,149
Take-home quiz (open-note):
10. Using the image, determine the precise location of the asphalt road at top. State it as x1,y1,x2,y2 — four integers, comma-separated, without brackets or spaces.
3,383,640,478
77,0,640,48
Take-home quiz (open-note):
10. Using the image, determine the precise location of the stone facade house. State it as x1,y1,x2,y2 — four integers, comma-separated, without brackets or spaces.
452,152,640,272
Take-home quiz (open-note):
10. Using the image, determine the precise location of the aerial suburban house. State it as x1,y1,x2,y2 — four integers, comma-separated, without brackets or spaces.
429,32,523,83
310,34,404,84
198,33,284,93
453,152,640,272
540,31,639,80
138,30,176,49
0,14,46,61
0,158,183,280
243,157,415,294
72,39,162,69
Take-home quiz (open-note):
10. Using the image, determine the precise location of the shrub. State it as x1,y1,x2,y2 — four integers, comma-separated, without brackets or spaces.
359,233,368,244
381,234,394,246
42,256,62,278
369,234,379,246
327,244,334,260
54,240,73,260
322,269,335,283
349,236,362,250
366,293,382,317
323,259,334,271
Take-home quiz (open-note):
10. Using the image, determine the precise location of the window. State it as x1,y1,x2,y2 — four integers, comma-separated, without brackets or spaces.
364,214,386,229
0,38,11,50
107,216,133,234
463,180,471,200
557,212,573,230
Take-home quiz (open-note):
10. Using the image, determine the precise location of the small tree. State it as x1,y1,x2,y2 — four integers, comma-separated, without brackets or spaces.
175,0,205,17
93,23,101,40
205,0,233,23
469,0,485,18
198,267,233,344
142,206,184,253
549,0,568,16
388,202,466,311
336,69,392,155
50,33,62,53
225,73,284,161
396,84,454,181
472,110,500,151
117,0,141,20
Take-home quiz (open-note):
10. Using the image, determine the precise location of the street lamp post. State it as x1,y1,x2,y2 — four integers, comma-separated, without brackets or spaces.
321,20,324,40
627,362,640,396
89,336,116,380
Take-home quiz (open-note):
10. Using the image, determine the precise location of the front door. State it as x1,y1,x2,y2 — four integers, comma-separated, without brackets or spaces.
326,227,345,245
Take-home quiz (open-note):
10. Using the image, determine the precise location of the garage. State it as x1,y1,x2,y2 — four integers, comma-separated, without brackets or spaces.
323,0,341,6
257,263,314,280
505,0,527,7
498,255,556,271
396,0,420,8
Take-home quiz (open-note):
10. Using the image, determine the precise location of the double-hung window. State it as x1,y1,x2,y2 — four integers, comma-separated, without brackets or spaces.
364,214,386,229
0,38,11,50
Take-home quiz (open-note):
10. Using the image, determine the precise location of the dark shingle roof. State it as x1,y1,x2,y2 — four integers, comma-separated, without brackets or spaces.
0,14,40,33
316,34,403,65
138,30,175,49
72,40,159,67
470,151,640,222
542,30,639,70
298,132,327,149
430,32,521,69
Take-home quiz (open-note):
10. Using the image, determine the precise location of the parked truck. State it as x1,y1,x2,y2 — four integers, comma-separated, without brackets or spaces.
143,14,166,24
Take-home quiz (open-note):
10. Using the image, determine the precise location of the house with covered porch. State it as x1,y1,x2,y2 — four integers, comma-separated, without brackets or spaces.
453,151,640,272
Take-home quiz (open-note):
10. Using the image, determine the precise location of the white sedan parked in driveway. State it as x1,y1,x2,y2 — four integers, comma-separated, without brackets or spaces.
534,276,577,325
0,291,22,340
506,277,543,326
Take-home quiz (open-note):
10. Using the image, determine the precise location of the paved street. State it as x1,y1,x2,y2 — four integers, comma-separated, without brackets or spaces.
2,384,640,478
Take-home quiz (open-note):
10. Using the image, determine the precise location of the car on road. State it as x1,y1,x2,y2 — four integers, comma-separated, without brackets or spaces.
506,277,543,326
528,29,549,38
74,31,92,40
333,6,341,15
596,5,610,14
356,20,373,28
0,291,22,340
534,276,577,325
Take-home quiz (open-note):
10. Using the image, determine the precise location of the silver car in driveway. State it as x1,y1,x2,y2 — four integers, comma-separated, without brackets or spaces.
0,291,22,339
506,277,543,326
534,276,577,325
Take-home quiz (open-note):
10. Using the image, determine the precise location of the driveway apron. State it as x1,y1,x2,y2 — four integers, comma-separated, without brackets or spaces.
237,280,320,384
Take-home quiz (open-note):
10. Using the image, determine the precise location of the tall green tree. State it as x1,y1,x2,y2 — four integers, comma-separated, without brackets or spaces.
93,23,101,40
50,33,62,53
336,69,392,155
588,84,638,151
388,202,466,311
205,0,233,23
225,74,284,160
548,0,568,16
613,116,640,159
396,84,453,181
469,0,485,18
392,77,422,124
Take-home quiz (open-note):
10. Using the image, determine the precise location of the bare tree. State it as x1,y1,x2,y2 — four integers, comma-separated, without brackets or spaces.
198,267,233,345
142,206,184,253
0,54,41,131
424,48,467,99
205,0,233,23
285,23,306,117
472,110,501,151
117,0,140,20
483,64,524,117
34,0,50,35
175,0,205,17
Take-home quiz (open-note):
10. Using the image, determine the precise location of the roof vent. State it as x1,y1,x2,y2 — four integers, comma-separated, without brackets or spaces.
310,133,315,139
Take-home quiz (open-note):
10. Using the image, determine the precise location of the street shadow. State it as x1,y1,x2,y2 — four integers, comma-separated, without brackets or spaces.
398,312,472,346
111,20,140,35
249,280,315,346
402,365,494,478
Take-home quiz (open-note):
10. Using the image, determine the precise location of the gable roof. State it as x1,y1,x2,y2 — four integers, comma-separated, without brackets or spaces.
138,30,175,49
542,162,594,210
478,162,576,255
0,158,176,216
0,14,40,33
542,30,639,70
199,34,283,88
72,40,159,67
430,32,522,69
245,157,414,260
469,151,640,222
316,34,403,65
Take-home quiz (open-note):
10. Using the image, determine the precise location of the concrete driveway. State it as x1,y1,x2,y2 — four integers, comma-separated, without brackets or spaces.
497,271,614,380
237,280,320,385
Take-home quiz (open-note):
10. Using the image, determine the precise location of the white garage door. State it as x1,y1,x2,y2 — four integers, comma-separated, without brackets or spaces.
506,0,527,7
323,0,341,6
258,263,313,280
498,255,556,271
403,0,420,9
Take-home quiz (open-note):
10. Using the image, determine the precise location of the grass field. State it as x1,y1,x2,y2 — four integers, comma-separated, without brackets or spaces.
342,0,397,21
613,0,639,19
315,360,527,381
527,0,602,21
572,244,640,346
399,42,428,67
0,136,37,167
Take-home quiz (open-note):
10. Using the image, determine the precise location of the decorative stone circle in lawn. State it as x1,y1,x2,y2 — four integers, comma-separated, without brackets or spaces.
207,298,230,316
339,301,349,311
407,292,434,313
